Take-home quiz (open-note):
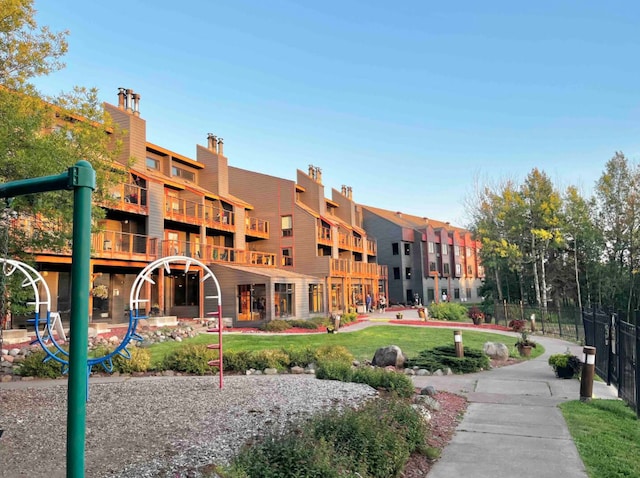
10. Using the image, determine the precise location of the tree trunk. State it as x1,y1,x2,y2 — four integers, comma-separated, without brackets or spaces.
540,241,548,314
574,238,582,311
494,267,503,302
532,234,542,306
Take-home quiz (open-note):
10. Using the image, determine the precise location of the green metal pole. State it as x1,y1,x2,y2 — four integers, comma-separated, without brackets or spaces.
66,161,95,478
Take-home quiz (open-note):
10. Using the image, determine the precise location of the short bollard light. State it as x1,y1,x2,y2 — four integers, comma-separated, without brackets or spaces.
580,346,596,402
454,330,464,358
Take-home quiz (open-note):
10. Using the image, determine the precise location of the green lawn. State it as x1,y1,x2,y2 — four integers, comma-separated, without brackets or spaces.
148,325,544,366
560,399,640,478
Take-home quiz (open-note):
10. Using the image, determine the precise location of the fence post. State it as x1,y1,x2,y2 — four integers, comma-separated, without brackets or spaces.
607,310,615,386
503,300,508,324
574,306,580,342
636,310,640,417
557,305,563,338
591,305,597,349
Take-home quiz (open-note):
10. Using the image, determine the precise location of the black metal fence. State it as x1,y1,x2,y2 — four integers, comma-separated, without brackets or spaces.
582,307,640,416
493,301,584,342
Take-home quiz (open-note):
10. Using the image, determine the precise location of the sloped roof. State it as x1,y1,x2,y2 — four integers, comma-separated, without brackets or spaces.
213,263,321,281
360,205,469,233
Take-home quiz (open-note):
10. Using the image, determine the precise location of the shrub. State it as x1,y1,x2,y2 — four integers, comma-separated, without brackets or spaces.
548,352,582,377
162,344,218,375
315,359,353,382
286,319,322,329
112,346,151,373
260,319,291,332
467,306,485,323
508,319,527,332
17,350,64,378
249,349,290,371
340,311,358,325
427,302,467,321
351,367,416,398
281,346,316,367
223,350,253,372
407,345,490,374
314,345,354,365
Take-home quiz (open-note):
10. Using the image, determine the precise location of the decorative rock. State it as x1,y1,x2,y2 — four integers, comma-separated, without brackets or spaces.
2,355,14,363
433,369,444,376
290,366,304,374
1,374,13,382
162,370,175,376
352,360,360,367
404,368,416,375
264,368,278,375
1,348,9,355
9,348,20,357
371,345,406,368
108,335,119,344
483,342,510,361
415,395,441,412
21,376,34,381
445,368,453,376
420,385,437,396
416,369,431,376
411,404,432,425
174,336,183,342
253,370,263,375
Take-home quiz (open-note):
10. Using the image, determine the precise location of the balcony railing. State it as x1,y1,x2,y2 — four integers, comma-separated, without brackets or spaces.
160,241,276,267
330,259,386,279
318,226,332,246
165,196,203,225
245,216,269,239
107,184,148,214
366,238,377,256
338,232,364,252
203,204,235,231
93,231,157,261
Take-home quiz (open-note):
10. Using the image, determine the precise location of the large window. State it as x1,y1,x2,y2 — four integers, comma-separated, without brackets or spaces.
405,267,412,279
393,267,400,280
281,247,293,267
427,288,435,302
442,245,448,255
454,245,460,256
455,264,461,276
428,242,435,254
404,243,411,255
454,288,460,299
392,242,399,255
171,165,195,182
467,265,473,275
146,157,159,169
308,284,324,313
429,261,437,272
281,215,293,237
275,283,294,318
443,263,450,275
171,272,200,306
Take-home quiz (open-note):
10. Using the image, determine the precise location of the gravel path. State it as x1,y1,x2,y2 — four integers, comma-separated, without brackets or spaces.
0,375,378,478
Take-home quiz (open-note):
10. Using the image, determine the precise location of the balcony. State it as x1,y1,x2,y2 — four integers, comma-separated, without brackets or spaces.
93,231,157,261
161,241,276,267
330,259,386,279
245,216,269,239
165,196,203,226
366,238,377,256
107,184,148,215
317,226,332,246
203,204,236,232
338,232,364,252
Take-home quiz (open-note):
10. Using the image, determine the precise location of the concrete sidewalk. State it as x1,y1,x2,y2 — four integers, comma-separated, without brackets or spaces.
412,334,618,478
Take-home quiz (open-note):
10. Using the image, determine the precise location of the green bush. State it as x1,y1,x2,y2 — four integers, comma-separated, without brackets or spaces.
112,346,151,373
427,302,468,321
281,346,316,367
223,350,253,372
162,344,218,375
340,311,358,325
260,319,291,332
351,367,416,398
17,350,64,378
314,345,354,365
407,345,490,374
249,349,290,371
315,359,353,381
286,319,323,329
222,397,426,478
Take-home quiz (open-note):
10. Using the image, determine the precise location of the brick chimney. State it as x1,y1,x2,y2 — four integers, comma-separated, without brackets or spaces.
217,137,224,156
117,88,126,109
207,133,218,152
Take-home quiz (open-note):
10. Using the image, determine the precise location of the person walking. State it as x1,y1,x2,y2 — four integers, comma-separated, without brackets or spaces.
365,293,372,313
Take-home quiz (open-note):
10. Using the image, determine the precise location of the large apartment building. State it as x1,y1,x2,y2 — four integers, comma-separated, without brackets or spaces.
361,206,484,306
18,88,388,328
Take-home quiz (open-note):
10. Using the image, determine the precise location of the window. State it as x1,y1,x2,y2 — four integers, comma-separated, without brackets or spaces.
281,215,293,237
172,272,200,306
455,264,461,276
441,288,448,298
442,245,448,255
443,263,450,275
404,243,411,255
281,247,293,266
393,267,400,280
467,265,473,275
466,288,472,300
478,265,485,276
428,242,435,254
171,165,195,182
466,247,472,257
308,284,324,313
429,261,437,272
405,267,411,279
454,245,460,256
275,283,294,317
477,287,483,299
146,157,159,169
427,288,435,302
454,288,460,299
392,243,399,255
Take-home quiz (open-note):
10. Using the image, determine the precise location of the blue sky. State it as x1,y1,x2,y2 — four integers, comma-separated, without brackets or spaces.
32,1,640,227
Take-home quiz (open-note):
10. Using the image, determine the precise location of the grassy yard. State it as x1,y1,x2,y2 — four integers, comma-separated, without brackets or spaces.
147,325,544,366
560,399,640,478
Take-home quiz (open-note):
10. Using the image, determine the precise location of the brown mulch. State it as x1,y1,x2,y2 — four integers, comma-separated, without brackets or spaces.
402,391,468,477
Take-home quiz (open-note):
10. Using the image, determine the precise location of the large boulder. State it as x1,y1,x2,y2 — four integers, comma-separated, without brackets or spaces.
483,342,510,361
372,345,406,368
